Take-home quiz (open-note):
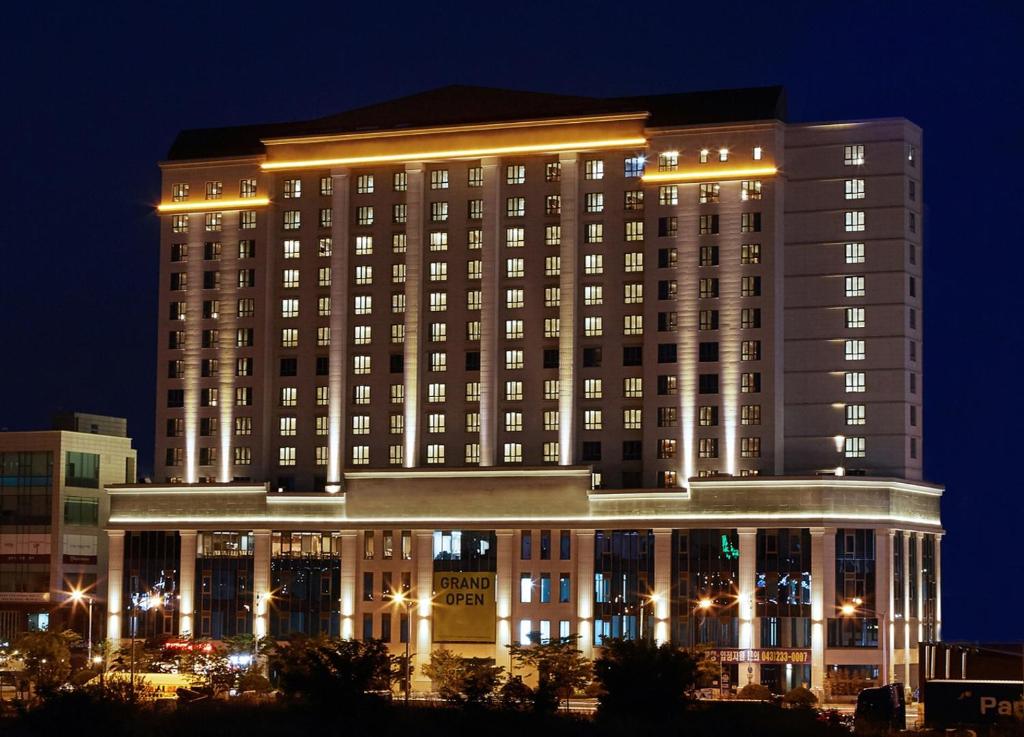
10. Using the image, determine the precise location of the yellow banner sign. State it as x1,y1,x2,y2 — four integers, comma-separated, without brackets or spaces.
432,572,496,643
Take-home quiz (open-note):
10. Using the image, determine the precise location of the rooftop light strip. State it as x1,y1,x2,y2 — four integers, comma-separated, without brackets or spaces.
641,166,779,184
156,197,271,213
259,137,649,171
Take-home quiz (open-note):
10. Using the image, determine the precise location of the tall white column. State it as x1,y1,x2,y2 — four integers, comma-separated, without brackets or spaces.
339,531,358,639
575,530,595,658
413,530,434,690
557,154,579,465
653,529,672,644
183,215,203,483
217,214,238,482
479,158,501,466
914,532,924,645
875,529,893,684
902,531,912,689
403,165,424,467
327,170,351,490
178,530,197,636
494,530,514,668
934,534,942,642
737,528,758,685
252,530,271,640
106,531,124,650
810,528,826,696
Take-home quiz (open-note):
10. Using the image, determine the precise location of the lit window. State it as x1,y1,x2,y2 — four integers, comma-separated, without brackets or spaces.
623,315,643,335
719,148,729,162
506,197,525,217
426,444,445,464
282,211,300,230
740,437,760,458
584,316,603,336
506,227,525,248
205,181,223,199
624,220,644,241
844,144,865,166
658,151,678,171
505,380,523,401
389,446,404,465
281,298,299,318
699,183,720,204
624,283,643,304
465,382,480,402
544,256,560,276
844,437,866,458
357,206,374,225
584,285,603,306
584,410,602,430
354,295,372,315
392,384,406,404
505,350,524,370
503,443,523,463
844,339,866,361
352,446,369,465
280,328,299,348
506,165,525,184
741,404,761,425
845,179,865,200
430,352,447,372
545,162,561,182
506,289,524,309
753,146,763,160
584,159,604,180
468,167,483,187
584,378,602,399
353,355,371,374
283,179,302,198
356,174,374,194
352,415,370,435
353,386,370,405
466,321,481,340
699,149,710,164
585,192,604,213
319,177,333,196
429,231,448,251
430,322,447,343
624,252,643,272
505,320,524,340
279,447,296,466
506,258,524,278
429,262,448,282
584,254,603,275
428,383,446,403
543,380,559,400
741,180,762,201
429,292,447,312
355,265,373,285
355,235,373,255
845,308,866,329
624,377,643,398
846,404,866,425
430,170,449,190
392,263,407,283
545,225,561,246
623,409,642,430
659,185,678,205
393,172,408,191
543,442,560,463
172,183,189,201
845,242,865,264
316,327,330,347
845,372,866,393
845,276,866,298
428,413,446,434
505,411,523,432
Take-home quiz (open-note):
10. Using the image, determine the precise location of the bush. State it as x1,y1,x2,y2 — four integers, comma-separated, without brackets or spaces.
266,636,392,706
423,648,504,706
737,683,773,701
238,672,272,693
593,638,699,720
498,675,533,711
783,685,818,708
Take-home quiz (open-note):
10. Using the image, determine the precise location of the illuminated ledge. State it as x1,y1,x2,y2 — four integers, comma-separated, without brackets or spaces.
588,490,691,502
260,138,648,171
641,166,778,184
689,477,944,498
106,483,267,496
156,197,270,213
344,466,592,480
266,494,346,504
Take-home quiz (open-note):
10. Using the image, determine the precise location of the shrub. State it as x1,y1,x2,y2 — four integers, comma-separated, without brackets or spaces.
593,638,699,720
737,682,773,701
423,648,504,706
783,685,818,708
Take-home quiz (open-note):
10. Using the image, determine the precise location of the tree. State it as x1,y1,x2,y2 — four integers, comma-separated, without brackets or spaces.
423,648,504,706
593,638,699,719
14,629,79,698
267,636,392,706
508,637,592,712
782,685,818,708
498,675,533,711
737,682,772,701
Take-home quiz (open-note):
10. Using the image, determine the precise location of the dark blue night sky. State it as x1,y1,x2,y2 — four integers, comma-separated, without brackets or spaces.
1,1,1020,641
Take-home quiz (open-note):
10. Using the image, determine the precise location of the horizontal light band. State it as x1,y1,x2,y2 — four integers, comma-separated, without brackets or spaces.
156,197,270,213
109,511,941,526
260,137,648,171
641,166,778,184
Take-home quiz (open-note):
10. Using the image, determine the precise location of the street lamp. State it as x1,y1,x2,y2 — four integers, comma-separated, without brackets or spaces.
389,591,414,705
69,588,93,658
639,592,664,643
839,597,889,685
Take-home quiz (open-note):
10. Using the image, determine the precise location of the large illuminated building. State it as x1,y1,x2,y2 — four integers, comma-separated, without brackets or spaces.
106,85,939,698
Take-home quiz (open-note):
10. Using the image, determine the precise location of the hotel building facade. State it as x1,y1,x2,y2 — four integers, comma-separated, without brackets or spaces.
106,86,939,697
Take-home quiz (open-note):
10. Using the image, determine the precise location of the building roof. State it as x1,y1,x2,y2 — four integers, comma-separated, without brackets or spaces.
166,84,787,161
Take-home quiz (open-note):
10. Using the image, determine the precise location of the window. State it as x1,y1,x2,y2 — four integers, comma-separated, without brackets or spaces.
504,350,523,370
699,438,718,458
624,156,645,178
623,377,643,398
741,180,762,201
584,378,603,399
624,190,643,211
659,185,678,206
740,437,760,458
718,148,729,162
506,258,524,278
845,372,866,393
430,169,449,190
544,256,560,276
699,183,720,204
741,372,761,393
506,197,525,217
319,176,333,196
584,159,604,180
846,242,865,264
625,220,644,241
846,404,866,425
845,276,866,298
506,227,524,248
623,315,643,335
545,161,561,182
844,144,865,166
741,276,761,297
699,214,718,235
467,199,483,220
844,437,866,458
584,254,603,275
544,225,561,246
283,179,302,198
846,307,866,329
623,409,642,430
505,380,523,401
584,316,603,336
741,404,761,425
356,174,374,194
845,211,865,232
319,208,332,228
239,210,256,229
506,164,525,184
658,151,678,171
506,289,524,309
355,235,373,255
505,320,523,340
428,383,446,402
741,340,761,360
467,167,483,187
279,447,296,466
753,146,763,160
426,444,445,464
845,179,865,200
504,411,523,432
844,339,866,361
741,212,762,233
584,285,603,306
585,192,604,213
429,292,447,312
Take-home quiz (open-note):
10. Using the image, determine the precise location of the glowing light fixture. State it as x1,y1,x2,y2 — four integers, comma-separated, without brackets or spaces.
641,166,778,184
260,137,648,171
697,597,714,611
156,197,270,213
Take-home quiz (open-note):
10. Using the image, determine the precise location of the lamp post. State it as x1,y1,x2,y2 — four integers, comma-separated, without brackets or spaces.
70,589,93,658
390,591,413,704
840,597,889,686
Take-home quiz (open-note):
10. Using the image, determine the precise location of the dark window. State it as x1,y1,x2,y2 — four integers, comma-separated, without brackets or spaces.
582,442,602,461
622,441,642,461
583,347,602,368
699,245,719,266
622,471,642,488
521,531,532,560
65,452,100,489
658,248,678,267
622,346,643,366
657,375,678,395
658,344,678,363
540,530,551,560
280,358,297,376
465,351,481,371
559,530,571,560
315,356,329,376
543,349,559,369
390,354,404,373
203,271,219,289
698,374,720,394
658,216,678,237
167,389,184,408
699,342,720,362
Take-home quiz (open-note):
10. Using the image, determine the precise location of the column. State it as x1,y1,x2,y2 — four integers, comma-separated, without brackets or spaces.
252,530,271,641
810,528,826,696
413,530,434,691
184,215,203,483
902,531,912,689
557,153,579,465
479,158,501,466
934,534,942,642
875,529,893,684
652,529,672,645
106,531,125,650
494,530,514,668
914,532,924,644
339,531,358,639
737,528,758,685
575,530,595,659
218,214,238,482
402,164,424,467
327,171,351,491
178,530,197,636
